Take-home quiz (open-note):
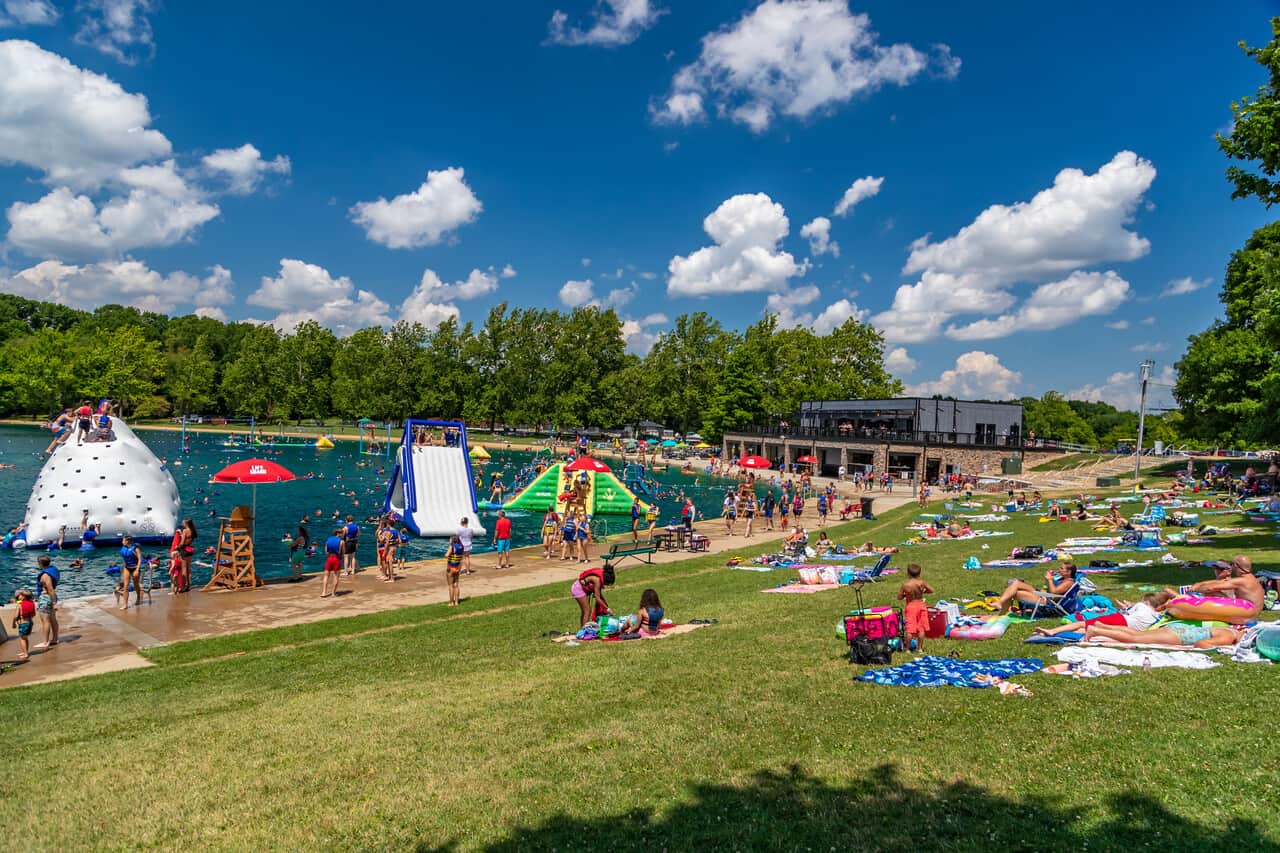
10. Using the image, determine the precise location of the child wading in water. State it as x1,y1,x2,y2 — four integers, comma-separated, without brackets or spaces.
897,564,935,652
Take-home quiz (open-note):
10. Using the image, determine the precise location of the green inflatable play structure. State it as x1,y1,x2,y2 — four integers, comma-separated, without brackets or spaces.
502,463,650,516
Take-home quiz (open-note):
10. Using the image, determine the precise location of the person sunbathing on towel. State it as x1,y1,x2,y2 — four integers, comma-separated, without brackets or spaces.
1162,556,1264,619
995,563,1078,613
814,531,835,554
856,541,899,555
1084,621,1242,649
1075,502,1105,522
940,522,972,539
1103,506,1129,530
1033,591,1173,637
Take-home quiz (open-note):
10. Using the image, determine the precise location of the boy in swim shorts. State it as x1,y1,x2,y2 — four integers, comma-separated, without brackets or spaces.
897,564,935,652
322,528,343,598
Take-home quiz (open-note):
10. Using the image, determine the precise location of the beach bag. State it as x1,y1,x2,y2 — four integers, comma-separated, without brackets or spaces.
798,567,821,585
848,635,892,666
964,556,981,569
817,567,839,585
1012,545,1044,559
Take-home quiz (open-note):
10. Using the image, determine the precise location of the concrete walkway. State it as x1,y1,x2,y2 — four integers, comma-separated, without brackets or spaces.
1,492,919,689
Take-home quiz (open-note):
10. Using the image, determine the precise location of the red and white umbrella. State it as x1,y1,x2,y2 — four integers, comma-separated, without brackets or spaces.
212,459,296,536
796,454,819,464
565,456,612,473
738,455,772,469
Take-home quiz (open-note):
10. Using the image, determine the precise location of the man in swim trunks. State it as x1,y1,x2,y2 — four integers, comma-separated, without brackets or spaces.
1163,555,1264,618
492,510,513,569
342,515,360,576
322,528,343,598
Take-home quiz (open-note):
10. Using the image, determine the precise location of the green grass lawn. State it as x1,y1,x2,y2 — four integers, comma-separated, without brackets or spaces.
2,494,1278,850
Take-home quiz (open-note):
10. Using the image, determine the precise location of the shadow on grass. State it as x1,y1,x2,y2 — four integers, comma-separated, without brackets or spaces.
428,764,1276,852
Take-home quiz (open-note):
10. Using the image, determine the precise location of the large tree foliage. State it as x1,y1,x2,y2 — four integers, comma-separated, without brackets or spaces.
1022,392,1099,446
1175,20,1280,447
1174,224,1280,445
0,294,914,437
1218,18,1280,206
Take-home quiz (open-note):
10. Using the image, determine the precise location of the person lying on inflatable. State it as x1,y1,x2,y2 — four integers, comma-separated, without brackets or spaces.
1162,555,1264,622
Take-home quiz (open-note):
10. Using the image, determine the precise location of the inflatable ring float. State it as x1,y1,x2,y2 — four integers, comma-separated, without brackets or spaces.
1166,595,1258,622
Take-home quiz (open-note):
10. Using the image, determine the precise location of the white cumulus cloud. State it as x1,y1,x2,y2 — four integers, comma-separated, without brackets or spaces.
0,40,171,189
653,1,955,131
874,151,1156,342
765,285,864,334
621,312,668,354
1161,276,1210,297
0,258,232,314
7,161,220,258
350,167,482,249
667,192,806,297
904,351,1021,399
834,176,883,217
249,259,393,336
884,346,917,374
800,216,838,257
414,268,500,302
201,144,291,195
945,270,1131,341
547,0,665,46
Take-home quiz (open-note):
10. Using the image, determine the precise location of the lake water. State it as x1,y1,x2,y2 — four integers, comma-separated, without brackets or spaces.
0,425,740,599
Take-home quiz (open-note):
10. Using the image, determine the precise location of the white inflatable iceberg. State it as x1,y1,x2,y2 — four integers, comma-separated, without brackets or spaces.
22,418,181,547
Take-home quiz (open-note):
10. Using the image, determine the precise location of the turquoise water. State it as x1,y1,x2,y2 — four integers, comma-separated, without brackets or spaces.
0,425,738,599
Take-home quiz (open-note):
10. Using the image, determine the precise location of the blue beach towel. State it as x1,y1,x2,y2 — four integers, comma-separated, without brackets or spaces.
856,656,1043,688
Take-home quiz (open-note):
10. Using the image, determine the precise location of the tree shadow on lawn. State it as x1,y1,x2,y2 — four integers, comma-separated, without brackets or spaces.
428,764,1276,852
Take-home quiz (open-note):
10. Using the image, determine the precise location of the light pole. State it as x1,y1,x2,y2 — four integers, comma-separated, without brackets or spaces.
1134,359,1154,483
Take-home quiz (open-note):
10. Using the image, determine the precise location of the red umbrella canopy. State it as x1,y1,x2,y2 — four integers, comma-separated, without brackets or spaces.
565,456,612,473
739,455,772,469
212,458,297,484
796,454,819,464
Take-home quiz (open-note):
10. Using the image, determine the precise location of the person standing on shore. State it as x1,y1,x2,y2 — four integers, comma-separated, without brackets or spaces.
289,519,310,582
35,555,59,648
492,510,513,569
342,515,360,575
322,528,342,597
456,517,474,573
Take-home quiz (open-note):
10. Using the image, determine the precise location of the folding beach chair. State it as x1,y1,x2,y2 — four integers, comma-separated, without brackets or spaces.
1132,504,1166,526
1017,575,1095,620
848,553,892,583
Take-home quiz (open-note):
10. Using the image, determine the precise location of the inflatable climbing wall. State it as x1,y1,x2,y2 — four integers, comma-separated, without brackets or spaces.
22,418,181,546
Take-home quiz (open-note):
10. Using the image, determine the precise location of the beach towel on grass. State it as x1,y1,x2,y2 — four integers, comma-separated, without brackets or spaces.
975,557,1054,569
1057,646,1218,670
553,623,710,643
856,656,1042,688
762,583,844,594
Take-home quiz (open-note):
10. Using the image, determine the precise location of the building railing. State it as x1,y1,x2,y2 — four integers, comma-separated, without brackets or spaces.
726,424,1078,451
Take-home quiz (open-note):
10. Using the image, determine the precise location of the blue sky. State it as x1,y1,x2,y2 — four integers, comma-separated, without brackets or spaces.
0,0,1274,410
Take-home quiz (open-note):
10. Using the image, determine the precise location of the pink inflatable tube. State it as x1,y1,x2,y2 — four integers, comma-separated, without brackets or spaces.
1166,595,1258,622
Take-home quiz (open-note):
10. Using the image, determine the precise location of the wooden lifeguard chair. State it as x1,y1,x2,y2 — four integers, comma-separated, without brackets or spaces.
205,505,262,591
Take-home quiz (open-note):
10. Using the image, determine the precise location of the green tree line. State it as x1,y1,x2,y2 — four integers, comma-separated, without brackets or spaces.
0,297,904,440
1175,17,1280,447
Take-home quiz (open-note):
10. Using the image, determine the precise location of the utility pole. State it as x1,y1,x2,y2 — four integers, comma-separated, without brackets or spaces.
1134,359,1154,484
